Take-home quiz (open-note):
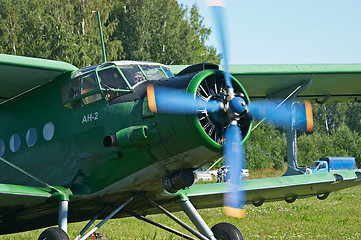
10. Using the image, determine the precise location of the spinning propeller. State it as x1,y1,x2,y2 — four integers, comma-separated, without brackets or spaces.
147,0,313,218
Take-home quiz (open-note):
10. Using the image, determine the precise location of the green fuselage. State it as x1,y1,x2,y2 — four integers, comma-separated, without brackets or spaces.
0,61,251,230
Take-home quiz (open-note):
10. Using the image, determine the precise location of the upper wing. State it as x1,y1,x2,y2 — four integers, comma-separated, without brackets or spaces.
180,169,361,210
169,64,361,103
0,54,78,101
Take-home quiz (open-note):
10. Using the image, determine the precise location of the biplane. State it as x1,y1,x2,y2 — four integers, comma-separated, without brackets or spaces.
0,2,361,240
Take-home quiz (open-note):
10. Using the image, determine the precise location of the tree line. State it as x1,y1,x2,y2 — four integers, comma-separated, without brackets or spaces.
0,0,359,171
0,0,219,67
244,102,361,171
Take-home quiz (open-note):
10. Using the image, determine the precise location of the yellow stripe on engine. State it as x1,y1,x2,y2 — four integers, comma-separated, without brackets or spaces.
304,100,313,132
147,85,158,113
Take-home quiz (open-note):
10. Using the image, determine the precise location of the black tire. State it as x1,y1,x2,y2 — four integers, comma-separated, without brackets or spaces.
38,227,69,240
317,192,329,200
211,222,243,240
285,196,297,203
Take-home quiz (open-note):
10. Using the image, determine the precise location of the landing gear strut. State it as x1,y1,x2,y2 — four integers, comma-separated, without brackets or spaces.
139,193,243,240
38,192,244,240
38,188,72,240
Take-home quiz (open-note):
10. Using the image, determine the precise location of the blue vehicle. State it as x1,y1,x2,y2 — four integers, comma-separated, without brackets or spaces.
306,157,356,174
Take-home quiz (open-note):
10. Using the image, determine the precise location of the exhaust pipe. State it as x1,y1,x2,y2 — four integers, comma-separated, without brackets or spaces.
162,169,195,193
103,125,148,148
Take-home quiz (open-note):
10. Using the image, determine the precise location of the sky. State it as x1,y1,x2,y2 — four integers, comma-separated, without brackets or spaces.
177,0,361,65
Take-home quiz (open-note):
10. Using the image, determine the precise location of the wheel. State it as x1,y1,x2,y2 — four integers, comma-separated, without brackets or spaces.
252,198,264,207
317,192,330,200
211,222,243,240
285,195,297,203
38,227,69,240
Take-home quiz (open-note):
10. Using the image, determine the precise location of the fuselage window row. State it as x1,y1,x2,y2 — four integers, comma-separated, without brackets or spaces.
0,122,55,156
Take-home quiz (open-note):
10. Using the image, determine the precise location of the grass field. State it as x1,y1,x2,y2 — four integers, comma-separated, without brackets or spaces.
4,169,361,239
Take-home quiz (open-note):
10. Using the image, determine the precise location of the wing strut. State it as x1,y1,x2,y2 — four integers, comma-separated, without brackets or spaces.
0,156,54,189
261,79,313,176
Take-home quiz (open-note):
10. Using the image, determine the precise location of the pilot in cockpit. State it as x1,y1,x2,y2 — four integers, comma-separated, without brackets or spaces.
132,73,145,85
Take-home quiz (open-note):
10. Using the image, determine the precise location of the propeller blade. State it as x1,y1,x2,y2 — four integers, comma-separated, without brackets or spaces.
147,85,222,114
208,2,246,217
247,100,314,132
223,122,246,218
207,0,233,90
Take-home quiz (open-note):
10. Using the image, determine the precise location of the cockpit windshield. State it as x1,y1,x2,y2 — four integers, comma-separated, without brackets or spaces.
97,61,173,91
68,61,174,104
116,65,146,87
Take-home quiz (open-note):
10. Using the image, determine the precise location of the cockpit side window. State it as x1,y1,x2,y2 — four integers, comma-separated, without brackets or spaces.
82,75,98,94
69,78,81,99
162,67,174,78
62,73,103,109
98,67,130,90
97,66,134,102
139,65,168,81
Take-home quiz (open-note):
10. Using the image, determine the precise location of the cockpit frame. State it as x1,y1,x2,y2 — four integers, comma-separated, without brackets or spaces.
62,61,173,109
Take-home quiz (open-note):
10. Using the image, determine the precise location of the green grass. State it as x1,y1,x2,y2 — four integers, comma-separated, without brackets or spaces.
4,172,361,239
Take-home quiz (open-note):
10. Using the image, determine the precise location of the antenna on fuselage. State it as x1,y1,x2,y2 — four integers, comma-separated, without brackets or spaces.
92,11,107,63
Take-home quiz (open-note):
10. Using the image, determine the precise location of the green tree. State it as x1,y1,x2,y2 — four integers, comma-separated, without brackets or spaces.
111,0,219,64
244,123,286,170
0,0,23,55
293,102,361,167
0,0,122,67
0,0,219,67
243,102,361,171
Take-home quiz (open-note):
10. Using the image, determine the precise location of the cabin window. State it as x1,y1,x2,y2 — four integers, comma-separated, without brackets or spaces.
9,134,21,152
0,139,5,157
26,128,38,147
43,122,55,141
63,72,103,109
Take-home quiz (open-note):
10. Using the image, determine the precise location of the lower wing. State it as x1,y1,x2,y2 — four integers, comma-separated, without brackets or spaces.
181,169,361,209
